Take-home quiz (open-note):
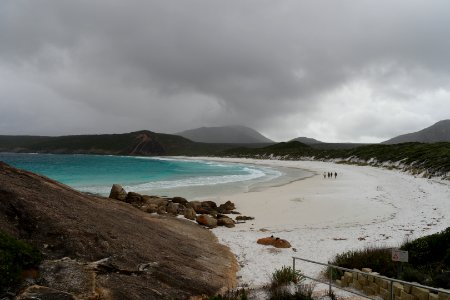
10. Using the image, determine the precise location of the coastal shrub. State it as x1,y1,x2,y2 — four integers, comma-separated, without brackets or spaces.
0,231,42,293
328,227,450,288
433,272,450,289
209,289,248,300
328,247,396,278
271,266,303,288
401,227,450,266
400,265,428,284
268,283,315,300
224,142,450,178
267,266,307,300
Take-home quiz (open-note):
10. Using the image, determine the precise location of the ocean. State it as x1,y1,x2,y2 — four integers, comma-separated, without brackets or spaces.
0,153,310,199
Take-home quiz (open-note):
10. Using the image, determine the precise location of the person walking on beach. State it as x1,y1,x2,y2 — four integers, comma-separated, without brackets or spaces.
334,172,337,179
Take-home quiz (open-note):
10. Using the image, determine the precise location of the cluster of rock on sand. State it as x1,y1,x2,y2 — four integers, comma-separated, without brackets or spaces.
109,184,254,229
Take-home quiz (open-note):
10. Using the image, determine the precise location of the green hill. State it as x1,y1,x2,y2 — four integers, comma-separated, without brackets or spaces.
0,131,228,156
1,133,449,178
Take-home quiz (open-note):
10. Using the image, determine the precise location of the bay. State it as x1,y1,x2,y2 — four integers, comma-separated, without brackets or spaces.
0,153,307,199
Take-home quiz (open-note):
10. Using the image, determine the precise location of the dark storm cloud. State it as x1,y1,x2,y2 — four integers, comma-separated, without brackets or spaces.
1,0,450,141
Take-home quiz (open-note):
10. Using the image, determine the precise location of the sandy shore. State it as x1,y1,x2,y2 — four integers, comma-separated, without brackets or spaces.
191,158,450,288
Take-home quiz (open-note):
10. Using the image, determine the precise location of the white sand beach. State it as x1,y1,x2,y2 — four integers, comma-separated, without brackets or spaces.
194,158,450,288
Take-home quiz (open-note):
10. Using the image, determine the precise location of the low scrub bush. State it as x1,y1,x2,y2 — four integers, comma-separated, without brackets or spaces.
328,246,396,278
209,289,248,300
328,227,450,288
271,266,303,288
269,283,315,300
0,231,42,293
268,266,313,300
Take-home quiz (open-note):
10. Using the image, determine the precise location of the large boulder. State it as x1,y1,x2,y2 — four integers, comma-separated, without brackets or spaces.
126,192,143,204
196,214,217,228
184,207,196,220
217,216,235,228
219,201,235,212
172,197,188,205
142,195,168,207
195,207,217,215
157,205,167,214
273,239,291,248
144,204,159,214
109,184,127,201
166,202,180,215
257,236,291,248
187,201,202,212
201,201,218,210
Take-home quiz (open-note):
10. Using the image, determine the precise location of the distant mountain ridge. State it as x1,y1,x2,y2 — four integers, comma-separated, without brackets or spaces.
289,136,323,144
0,131,224,156
176,125,274,144
383,119,450,144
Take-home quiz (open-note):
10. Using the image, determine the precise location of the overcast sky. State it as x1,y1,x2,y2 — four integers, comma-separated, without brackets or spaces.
1,1,449,142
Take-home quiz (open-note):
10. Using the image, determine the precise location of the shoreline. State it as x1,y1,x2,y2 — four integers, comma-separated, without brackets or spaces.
192,157,450,288
138,157,313,201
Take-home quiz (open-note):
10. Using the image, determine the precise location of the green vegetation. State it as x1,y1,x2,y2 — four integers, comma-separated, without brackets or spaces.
0,231,42,293
0,131,233,156
268,266,310,300
225,142,450,178
271,266,303,287
208,290,249,300
1,132,449,177
328,227,450,288
328,247,397,279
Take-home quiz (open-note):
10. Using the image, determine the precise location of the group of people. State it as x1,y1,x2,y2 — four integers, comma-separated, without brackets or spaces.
324,171,337,179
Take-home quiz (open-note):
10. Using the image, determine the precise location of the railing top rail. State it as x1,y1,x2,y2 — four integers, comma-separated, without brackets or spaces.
292,256,450,294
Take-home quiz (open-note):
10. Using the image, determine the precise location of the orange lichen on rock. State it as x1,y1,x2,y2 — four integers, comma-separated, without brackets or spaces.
257,236,291,248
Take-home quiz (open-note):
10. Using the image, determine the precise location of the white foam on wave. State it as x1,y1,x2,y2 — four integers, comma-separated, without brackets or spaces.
125,166,268,191
135,156,230,167
79,165,282,195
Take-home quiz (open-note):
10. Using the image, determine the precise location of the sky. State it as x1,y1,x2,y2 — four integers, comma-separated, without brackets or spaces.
1,1,450,143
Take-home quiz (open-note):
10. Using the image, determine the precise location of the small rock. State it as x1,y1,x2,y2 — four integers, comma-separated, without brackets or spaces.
236,216,254,221
196,214,217,228
184,207,196,220
219,200,235,211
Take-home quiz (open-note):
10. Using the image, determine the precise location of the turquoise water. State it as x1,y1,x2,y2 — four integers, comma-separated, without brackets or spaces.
0,153,298,198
